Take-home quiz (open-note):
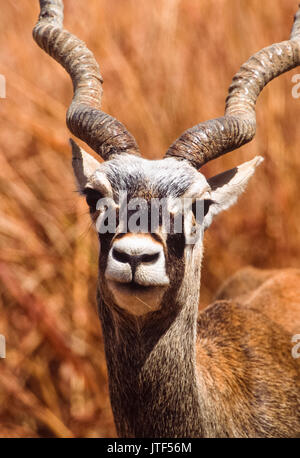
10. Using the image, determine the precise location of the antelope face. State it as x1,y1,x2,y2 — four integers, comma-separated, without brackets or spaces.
73,147,263,316
76,153,210,315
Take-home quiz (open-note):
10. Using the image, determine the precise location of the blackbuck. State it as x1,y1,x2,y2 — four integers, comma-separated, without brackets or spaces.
33,0,300,437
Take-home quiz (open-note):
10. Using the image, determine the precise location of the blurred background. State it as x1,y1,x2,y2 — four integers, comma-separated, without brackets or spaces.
0,0,300,438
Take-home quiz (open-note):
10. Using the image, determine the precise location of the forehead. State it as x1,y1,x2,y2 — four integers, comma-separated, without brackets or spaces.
96,155,206,199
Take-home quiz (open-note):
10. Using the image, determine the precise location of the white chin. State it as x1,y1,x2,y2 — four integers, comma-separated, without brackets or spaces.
107,280,167,316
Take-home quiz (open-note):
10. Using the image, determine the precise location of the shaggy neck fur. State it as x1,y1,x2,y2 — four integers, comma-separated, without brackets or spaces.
98,245,204,437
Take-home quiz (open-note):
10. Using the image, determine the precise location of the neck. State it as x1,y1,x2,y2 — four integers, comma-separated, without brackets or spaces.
98,248,204,438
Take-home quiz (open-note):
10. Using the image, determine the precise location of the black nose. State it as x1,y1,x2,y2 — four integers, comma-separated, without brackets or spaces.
112,248,160,275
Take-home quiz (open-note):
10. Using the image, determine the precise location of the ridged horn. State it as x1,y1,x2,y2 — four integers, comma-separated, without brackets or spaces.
165,7,300,169
33,0,141,160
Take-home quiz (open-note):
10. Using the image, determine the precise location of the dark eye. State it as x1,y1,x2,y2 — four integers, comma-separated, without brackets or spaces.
83,188,103,213
203,199,214,217
192,199,214,220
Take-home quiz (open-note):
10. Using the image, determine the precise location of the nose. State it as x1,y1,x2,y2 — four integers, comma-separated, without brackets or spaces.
112,248,160,275
105,234,169,286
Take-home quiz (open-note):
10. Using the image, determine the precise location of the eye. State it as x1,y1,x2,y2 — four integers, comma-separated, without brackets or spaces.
83,188,103,213
203,199,214,217
191,199,214,219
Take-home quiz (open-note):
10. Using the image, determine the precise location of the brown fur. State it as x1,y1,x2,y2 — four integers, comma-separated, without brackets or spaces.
196,270,300,437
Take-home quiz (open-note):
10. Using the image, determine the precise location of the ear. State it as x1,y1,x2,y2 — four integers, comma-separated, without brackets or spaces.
204,156,264,229
70,138,101,193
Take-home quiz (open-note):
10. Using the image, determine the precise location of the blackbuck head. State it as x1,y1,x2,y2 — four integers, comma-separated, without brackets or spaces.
33,1,300,316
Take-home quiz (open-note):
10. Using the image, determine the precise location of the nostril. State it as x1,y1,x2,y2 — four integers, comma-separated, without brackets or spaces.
140,252,160,263
112,248,130,264
112,248,160,265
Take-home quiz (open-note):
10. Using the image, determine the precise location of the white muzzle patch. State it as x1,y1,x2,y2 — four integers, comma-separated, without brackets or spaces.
105,234,169,315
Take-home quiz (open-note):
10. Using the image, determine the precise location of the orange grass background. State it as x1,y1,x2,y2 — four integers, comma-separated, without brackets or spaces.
0,0,300,438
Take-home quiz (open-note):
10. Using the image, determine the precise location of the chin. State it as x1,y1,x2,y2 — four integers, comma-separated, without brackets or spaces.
107,280,167,316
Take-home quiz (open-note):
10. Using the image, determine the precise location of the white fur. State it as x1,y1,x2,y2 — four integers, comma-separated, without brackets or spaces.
105,234,169,286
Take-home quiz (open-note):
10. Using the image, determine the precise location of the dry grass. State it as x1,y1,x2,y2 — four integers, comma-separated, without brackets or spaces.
0,0,299,438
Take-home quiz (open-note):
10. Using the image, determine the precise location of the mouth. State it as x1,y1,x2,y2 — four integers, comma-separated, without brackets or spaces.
112,280,158,293
107,280,167,315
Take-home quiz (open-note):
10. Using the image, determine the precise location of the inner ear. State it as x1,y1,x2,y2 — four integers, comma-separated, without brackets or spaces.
207,167,238,190
202,156,264,230
71,139,102,192
207,156,264,193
